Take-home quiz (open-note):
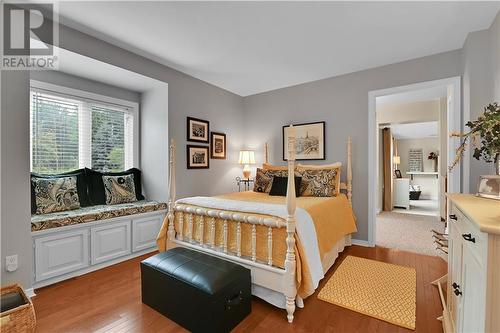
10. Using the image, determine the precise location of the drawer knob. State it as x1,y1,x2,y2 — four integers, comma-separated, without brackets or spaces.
449,214,457,221
462,233,476,243
452,282,460,290
454,288,462,296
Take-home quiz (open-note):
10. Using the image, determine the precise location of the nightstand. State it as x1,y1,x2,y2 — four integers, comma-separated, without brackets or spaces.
236,177,254,192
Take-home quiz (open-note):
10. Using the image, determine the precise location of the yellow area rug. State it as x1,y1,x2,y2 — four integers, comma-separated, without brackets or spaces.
317,256,416,330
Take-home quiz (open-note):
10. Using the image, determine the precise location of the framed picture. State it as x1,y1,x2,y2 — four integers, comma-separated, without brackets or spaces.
186,145,210,169
283,121,325,161
477,175,500,200
394,169,402,178
210,132,226,159
187,117,210,143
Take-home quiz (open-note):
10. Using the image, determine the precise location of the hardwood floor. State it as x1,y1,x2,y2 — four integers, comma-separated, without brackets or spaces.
33,246,446,333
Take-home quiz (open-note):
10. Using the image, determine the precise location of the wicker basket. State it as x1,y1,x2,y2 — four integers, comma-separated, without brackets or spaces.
1,284,36,333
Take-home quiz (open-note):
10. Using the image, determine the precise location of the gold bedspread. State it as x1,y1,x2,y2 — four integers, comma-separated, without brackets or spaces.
157,191,357,299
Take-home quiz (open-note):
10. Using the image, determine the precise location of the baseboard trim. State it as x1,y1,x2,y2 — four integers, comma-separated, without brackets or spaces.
33,248,156,289
351,239,373,247
24,288,36,298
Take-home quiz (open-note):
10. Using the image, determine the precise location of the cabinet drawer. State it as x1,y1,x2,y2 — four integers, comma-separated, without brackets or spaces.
91,221,131,265
35,229,89,282
450,204,488,267
132,215,163,252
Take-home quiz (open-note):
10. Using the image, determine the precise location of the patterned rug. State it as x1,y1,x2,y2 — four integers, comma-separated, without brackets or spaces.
318,256,416,330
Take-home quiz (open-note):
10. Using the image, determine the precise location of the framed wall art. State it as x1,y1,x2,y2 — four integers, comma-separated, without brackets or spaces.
283,121,325,161
210,132,226,159
187,117,210,143
187,145,210,169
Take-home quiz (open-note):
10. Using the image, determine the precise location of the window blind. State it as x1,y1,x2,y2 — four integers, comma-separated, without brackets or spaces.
91,105,126,172
30,91,80,174
30,87,135,173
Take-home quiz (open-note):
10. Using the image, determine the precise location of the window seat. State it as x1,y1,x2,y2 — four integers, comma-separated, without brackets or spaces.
31,200,167,232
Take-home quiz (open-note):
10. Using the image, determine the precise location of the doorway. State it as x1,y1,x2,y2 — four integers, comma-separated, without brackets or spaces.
368,77,464,254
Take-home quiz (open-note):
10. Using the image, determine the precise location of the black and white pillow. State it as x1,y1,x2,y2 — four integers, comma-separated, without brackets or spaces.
103,174,137,205
32,176,80,214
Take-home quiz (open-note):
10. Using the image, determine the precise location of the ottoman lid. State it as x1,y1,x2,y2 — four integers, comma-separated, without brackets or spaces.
142,247,250,295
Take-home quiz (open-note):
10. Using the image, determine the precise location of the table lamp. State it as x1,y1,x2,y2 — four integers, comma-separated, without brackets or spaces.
238,150,255,179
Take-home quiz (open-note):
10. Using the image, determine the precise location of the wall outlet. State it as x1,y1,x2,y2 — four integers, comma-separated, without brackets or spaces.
5,255,18,272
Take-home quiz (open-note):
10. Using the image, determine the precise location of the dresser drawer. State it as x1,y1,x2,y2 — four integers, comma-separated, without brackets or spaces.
450,204,488,267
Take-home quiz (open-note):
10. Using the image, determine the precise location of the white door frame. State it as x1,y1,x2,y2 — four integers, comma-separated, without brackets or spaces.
367,76,464,247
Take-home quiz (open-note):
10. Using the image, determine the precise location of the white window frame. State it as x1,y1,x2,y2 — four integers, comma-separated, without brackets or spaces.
30,80,140,171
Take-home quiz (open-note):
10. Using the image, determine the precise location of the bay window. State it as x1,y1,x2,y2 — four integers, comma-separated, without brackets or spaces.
30,81,138,174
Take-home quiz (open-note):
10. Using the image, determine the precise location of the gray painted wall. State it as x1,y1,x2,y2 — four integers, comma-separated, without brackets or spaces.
492,12,500,102
30,70,141,103
1,71,33,289
462,13,500,192
242,50,462,241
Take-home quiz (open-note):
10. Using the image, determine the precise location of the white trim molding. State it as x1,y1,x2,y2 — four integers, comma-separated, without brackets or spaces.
351,239,373,247
24,288,36,298
368,76,462,247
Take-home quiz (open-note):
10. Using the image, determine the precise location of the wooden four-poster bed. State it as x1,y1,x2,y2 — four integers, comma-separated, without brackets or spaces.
157,127,356,323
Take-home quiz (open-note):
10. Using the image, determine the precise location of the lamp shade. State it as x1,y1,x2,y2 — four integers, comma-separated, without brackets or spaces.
238,150,256,165
393,156,401,165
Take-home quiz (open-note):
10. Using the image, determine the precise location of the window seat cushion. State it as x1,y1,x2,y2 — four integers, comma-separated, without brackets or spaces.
31,200,167,232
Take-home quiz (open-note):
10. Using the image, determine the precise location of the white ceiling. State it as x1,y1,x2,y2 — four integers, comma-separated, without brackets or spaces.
54,2,500,96
391,121,438,139
376,85,448,106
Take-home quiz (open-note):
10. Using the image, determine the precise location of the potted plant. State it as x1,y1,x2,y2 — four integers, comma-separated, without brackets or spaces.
450,102,500,175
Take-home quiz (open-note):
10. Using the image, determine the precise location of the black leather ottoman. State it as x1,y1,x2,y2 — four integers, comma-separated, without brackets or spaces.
141,247,251,333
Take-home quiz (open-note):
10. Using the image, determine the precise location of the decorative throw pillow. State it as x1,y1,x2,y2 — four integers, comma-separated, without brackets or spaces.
103,174,137,205
31,168,91,214
33,176,80,214
299,169,339,197
87,168,145,205
269,176,302,197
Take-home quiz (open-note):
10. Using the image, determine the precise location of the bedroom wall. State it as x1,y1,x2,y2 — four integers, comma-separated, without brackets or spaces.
491,12,500,103
1,71,33,290
242,50,462,242
461,12,500,192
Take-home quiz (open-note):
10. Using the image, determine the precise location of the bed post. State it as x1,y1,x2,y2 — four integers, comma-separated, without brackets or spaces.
264,142,269,164
284,126,297,323
166,139,176,249
347,136,353,204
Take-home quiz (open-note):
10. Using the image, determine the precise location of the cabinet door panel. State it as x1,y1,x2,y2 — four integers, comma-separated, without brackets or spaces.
460,248,486,333
91,221,131,265
132,215,163,252
35,229,89,282
448,221,463,329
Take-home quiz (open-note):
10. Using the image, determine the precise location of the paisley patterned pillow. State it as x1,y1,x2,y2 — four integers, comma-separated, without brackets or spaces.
103,174,137,205
33,176,80,214
299,169,338,197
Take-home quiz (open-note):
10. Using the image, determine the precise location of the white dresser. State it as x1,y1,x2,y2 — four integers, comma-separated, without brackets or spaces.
444,194,500,333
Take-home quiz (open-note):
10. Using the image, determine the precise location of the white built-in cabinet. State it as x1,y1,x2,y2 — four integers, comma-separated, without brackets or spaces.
393,178,410,209
32,210,166,288
444,194,500,333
